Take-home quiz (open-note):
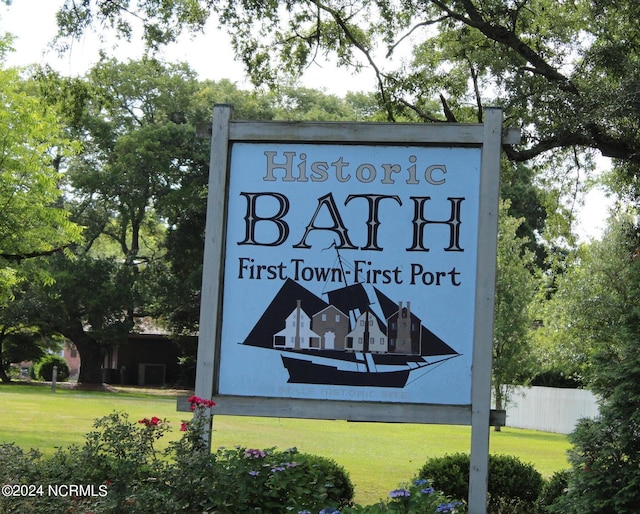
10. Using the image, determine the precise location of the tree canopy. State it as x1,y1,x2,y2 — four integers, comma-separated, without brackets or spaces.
492,199,538,426
13,56,381,383
541,212,640,512
0,60,83,305
54,1,640,186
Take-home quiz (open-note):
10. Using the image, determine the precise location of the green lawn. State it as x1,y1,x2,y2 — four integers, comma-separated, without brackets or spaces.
0,383,571,505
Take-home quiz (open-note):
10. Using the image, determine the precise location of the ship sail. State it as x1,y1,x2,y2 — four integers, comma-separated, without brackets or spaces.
240,277,460,388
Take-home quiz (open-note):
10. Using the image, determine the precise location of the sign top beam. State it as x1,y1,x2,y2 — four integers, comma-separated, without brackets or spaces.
199,106,521,146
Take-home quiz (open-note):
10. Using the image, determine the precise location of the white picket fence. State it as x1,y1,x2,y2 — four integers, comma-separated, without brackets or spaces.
504,386,600,434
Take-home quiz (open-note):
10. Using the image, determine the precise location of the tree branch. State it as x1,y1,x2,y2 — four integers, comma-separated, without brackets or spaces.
385,17,447,58
310,0,396,121
0,246,70,263
432,0,578,94
397,98,442,122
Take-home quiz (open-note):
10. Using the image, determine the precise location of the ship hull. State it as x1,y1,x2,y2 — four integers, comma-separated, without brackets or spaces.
281,355,410,388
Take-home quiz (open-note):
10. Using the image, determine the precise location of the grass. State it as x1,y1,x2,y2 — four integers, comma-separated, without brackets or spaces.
0,383,571,505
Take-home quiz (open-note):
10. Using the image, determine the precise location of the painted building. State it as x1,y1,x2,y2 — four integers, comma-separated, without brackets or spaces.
274,300,322,349
311,305,350,350
345,310,388,353
387,302,422,354
272,295,426,357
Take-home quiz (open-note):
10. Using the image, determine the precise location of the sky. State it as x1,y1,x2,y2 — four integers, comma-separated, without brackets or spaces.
1,0,612,240
0,0,368,94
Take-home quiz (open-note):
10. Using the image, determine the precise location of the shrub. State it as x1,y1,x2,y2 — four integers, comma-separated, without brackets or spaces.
417,453,470,501
537,469,570,513
554,415,640,513
34,354,69,382
0,395,464,514
340,478,465,513
0,402,355,514
417,453,544,513
298,451,355,507
189,446,355,513
488,454,543,503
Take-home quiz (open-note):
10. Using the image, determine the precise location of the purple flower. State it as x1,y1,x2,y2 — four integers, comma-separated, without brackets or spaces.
421,486,435,494
271,466,286,472
244,448,266,459
414,478,428,486
437,502,462,512
389,488,411,498
248,470,260,476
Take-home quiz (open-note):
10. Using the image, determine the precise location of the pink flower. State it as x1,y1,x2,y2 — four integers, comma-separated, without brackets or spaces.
187,395,216,410
138,416,162,427
180,422,190,432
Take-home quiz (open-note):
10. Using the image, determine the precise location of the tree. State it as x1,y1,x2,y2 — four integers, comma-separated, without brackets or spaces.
22,57,378,382
27,253,142,384
492,199,538,430
159,80,381,336
549,212,640,512
0,280,61,383
500,159,556,269
530,209,640,387
0,63,83,304
24,57,210,383
53,1,640,183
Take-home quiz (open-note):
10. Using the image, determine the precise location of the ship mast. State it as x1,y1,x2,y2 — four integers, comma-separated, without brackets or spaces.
331,240,349,288
363,309,370,354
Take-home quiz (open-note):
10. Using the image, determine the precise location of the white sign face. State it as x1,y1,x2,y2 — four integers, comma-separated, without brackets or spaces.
217,142,481,405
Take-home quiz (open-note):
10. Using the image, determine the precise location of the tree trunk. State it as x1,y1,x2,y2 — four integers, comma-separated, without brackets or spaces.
0,341,10,383
0,364,10,383
63,324,104,384
494,385,503,432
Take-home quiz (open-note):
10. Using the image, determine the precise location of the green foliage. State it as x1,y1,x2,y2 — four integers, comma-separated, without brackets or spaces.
33,354,69,382
489,454,544,504
537,469,570,513
530,214,640,386
0,65,82,303
554,415,640,513
0,402,471,514
298,451,355,507
493,200,539,412
185,446,355,513
530,370,583,389
51,1,640,199
0,292,58,381
537,213,640,513
0,406,356,513
340,479,464,513
417,453,544,513
417,453,470,501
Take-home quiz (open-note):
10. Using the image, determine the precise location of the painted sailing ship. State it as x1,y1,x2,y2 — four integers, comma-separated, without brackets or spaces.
240,274,461,389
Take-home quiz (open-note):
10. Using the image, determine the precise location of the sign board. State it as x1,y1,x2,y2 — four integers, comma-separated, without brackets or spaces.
220,142,478,405
186,105,518,514
194,106,518,422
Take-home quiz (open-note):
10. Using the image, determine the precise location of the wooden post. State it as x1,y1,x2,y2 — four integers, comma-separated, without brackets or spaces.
468,107,504,514
51,365,57,393
194,104,233,449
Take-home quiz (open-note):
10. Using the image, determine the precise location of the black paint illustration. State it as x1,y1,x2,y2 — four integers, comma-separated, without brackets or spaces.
241,277,460,388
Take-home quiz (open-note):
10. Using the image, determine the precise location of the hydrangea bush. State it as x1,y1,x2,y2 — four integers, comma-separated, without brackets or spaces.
0,396,466,513
338,479,464,513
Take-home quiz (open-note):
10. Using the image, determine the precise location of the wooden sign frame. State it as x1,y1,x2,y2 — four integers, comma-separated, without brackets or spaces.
182,105,519,513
